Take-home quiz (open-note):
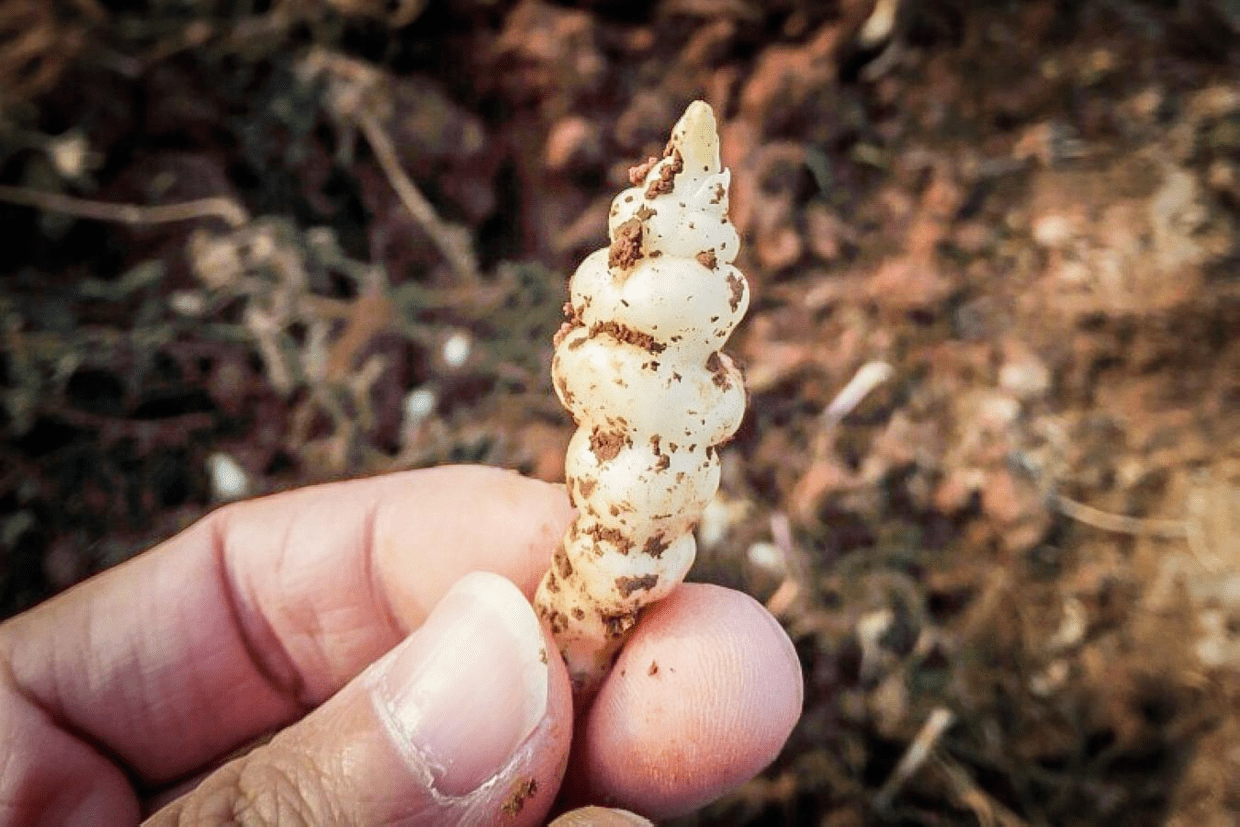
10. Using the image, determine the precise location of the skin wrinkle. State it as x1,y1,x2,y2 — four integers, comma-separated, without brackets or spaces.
151,487,401,799
212,511,313,718
284,514,371,697
112,601,160,769
1,622,135,794
361,495,406,648
271,509,324,700
0,654,136,821
157,734,334,826
144,575,215,770
247,743,338,825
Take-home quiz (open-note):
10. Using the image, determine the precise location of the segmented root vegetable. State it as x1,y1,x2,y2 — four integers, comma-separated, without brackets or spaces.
535,101,750,697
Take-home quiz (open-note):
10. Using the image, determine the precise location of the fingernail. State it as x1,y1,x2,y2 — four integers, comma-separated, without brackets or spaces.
372,571,550,796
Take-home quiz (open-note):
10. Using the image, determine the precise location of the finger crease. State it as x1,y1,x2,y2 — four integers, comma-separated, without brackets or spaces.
361,498,405,642
211,514,313,715
0,651,141,790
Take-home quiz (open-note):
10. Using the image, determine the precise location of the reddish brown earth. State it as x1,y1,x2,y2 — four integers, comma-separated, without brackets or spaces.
1,1,1237,824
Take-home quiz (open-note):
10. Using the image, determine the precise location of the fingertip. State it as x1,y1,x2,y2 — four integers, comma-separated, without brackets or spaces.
576,584,803,818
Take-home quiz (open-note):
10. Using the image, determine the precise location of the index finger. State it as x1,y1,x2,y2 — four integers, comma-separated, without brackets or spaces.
0,465,573,785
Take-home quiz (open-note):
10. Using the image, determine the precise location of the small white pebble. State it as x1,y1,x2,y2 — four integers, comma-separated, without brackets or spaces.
697,496,730,550
1029,659,1071,697
207,452,250,501
1194,610,1238,669
442,331,472,368
169,290,207,317
856,0,900,48
999,355,1051,399
48,131,94,180
698,493,751,550
856,608,894,647
746,541,786,577
402,386,438,426
1032,214,1073,248
856,608,895,681
974,391,1021,428
1046,596,1087,652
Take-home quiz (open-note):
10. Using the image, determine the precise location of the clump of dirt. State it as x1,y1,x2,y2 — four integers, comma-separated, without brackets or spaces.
1,1,1237,824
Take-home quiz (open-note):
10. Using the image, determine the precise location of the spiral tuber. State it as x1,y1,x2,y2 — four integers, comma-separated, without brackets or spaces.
534,101,750,697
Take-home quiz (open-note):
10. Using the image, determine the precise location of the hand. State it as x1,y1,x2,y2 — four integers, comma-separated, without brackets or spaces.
0,465,802,825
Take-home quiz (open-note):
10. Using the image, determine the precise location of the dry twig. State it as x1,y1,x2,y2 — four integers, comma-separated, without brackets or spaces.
297,47,481,285
874,707,955,811
933,753,1030,827
355,109,481,284
1051,492,1187,540
0,184,248,228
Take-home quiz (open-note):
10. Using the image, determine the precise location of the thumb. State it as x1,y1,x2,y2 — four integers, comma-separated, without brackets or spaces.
147,571,573,826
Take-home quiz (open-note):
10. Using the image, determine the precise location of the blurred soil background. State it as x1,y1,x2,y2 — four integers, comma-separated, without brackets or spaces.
1,0,1239,823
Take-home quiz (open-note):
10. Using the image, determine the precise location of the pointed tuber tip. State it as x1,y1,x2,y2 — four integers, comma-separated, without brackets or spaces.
670,100,721,174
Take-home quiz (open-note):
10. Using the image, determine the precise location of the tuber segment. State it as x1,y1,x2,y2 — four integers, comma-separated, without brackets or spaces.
536,101,750,698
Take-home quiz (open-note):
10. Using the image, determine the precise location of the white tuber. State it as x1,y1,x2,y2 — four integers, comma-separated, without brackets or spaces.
535,101,750,697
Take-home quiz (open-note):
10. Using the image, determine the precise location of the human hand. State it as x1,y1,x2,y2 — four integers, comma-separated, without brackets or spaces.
0,465,802,825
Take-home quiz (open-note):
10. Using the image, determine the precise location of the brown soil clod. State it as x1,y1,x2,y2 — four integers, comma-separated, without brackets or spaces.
588,425,629,461
589,320,665,354
586,523,632,555
628,156,659,185
706,351,732,389
615,572,659,597
645,149,684,198
642,533,669,558
600,608,640,638
608,216,644,270
726,272,744,310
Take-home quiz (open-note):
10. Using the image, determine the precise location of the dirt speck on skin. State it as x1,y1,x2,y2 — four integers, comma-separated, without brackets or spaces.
501,777,537,817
